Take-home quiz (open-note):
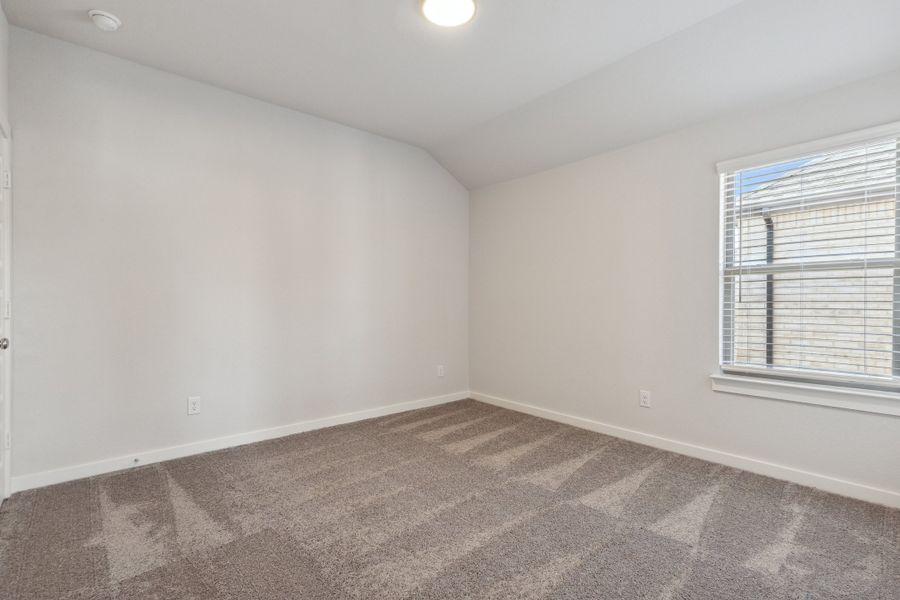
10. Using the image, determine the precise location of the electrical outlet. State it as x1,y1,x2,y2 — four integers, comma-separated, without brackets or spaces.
437,365,445,377
187,396,201,415
639,390,652,408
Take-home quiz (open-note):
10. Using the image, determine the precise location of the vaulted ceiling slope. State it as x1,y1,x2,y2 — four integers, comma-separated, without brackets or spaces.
5,0,900,188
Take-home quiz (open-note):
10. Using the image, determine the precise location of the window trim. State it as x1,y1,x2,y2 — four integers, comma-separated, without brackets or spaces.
716,120,900,175
710,372,900,417
717,121,900,398
720,365,900,393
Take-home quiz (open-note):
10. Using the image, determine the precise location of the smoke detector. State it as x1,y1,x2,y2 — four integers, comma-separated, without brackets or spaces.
88,10,122,32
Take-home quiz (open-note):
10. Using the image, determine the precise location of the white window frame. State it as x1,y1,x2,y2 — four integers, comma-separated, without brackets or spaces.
713,121,900,416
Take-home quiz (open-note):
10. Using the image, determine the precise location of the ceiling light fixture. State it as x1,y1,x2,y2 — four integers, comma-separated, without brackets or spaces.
422,0,476,28
88,10,122,32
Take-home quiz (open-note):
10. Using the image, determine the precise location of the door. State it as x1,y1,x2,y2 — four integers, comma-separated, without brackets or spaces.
0,122,11,501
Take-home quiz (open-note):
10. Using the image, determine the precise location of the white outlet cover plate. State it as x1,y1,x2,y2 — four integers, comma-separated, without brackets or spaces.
639,390,652,408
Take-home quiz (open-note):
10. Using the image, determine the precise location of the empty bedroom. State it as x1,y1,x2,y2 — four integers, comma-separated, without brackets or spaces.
0,1,898,598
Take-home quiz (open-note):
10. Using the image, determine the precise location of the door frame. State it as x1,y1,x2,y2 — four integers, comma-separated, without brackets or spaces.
0,116,11,500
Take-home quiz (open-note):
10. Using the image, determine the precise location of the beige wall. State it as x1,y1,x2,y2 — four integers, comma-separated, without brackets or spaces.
0,7,7,121
470,68,900,497
10,28,469,480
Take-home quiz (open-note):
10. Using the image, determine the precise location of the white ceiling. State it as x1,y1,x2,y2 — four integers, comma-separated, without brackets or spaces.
5,0,900,188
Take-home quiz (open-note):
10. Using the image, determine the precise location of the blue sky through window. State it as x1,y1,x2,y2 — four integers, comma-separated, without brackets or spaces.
735,158,811,197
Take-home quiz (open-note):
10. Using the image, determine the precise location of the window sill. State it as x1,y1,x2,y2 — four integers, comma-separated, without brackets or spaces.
710,373,900,417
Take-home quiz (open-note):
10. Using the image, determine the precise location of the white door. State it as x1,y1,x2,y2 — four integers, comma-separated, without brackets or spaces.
0,124,11,501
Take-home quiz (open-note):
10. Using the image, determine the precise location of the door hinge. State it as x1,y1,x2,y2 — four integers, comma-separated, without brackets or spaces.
2,171,9,189
3,431,9,450
3,300,10,320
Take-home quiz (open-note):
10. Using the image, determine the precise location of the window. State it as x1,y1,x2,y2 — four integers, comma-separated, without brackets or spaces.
719,126,900,390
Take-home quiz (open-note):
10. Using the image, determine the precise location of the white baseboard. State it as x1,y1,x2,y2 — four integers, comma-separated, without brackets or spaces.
11,391,469,494
470,391,900,509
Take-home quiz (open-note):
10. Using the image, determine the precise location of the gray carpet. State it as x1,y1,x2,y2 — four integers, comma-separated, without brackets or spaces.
0,399,897,599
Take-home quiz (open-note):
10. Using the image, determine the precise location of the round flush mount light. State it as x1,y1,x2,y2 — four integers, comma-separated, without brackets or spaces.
421,0,476,27
88,10,122,32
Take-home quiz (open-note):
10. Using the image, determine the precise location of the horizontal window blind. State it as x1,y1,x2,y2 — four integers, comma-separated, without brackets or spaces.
720,134,900,386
